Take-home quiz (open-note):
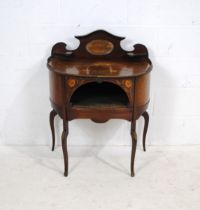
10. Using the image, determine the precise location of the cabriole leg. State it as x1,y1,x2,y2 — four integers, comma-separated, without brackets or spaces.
130,121,137,177
49,109,57,151
142,111,149,152
62,122,69,177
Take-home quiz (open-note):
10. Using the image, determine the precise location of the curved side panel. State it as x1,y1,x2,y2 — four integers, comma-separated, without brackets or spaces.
134,73,150,119
135,73,150,107
49,71,63,106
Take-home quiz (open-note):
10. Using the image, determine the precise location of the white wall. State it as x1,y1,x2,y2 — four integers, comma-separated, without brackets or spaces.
0,0,200,146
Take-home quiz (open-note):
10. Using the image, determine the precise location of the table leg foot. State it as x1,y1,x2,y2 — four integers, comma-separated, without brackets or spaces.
64,171,68,177
131,171,134,177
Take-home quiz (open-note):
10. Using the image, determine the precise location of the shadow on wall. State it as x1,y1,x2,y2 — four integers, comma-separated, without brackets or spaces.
136,47,177,146
3,58,51,145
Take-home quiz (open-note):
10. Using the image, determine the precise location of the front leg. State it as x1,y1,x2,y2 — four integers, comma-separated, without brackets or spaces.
130,120,137,177
62,121,69,177
49,109,57,151
142,111,149,152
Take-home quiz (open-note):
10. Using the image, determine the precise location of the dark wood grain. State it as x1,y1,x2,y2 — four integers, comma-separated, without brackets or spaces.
131,114,137,177
142,111,149,152
47,30,152,177
49,109,57,151
48,59,151,77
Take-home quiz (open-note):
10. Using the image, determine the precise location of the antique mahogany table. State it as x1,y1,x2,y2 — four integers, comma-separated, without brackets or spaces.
47,30,152,177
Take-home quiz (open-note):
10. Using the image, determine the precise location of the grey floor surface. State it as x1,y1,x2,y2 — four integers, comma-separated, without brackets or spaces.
0,145,200,210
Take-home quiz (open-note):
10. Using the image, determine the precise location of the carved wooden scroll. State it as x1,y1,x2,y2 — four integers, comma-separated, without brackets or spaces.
49,30,150,62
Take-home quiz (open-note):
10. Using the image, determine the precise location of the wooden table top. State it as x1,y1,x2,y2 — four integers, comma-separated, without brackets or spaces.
47,58,152,78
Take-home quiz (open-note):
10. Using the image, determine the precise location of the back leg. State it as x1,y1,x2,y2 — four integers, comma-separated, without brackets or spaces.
49,109,57,151
142,111,149,152
130,120,137,177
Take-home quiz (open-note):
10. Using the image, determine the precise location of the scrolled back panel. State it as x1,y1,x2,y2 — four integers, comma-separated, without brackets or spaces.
49,30,150,61
73,30,125,58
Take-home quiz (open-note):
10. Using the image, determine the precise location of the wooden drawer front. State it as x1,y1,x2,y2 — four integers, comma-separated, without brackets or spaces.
68,106,132,122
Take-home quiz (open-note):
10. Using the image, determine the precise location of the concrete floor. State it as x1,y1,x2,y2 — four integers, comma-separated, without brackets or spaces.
0,145,200,210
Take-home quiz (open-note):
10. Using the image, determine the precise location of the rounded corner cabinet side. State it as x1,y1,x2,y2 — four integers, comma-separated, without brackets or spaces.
135,73,150,119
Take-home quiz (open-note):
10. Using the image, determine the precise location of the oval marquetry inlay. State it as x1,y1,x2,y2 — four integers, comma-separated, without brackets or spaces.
124,80,132,88
86,39,114,55
68,79,76,88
